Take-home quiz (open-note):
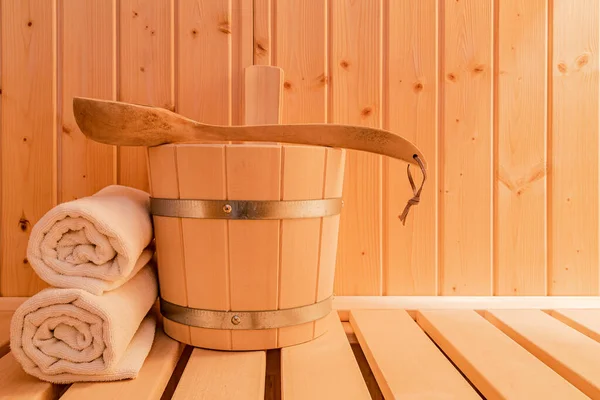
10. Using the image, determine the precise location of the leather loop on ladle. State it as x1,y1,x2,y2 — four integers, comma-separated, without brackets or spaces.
399,154,427,225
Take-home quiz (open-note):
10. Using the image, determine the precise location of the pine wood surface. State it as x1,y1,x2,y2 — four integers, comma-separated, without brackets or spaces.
1,0,599,297
1,297,599,399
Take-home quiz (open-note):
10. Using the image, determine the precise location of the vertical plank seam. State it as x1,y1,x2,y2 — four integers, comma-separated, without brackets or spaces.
433,0,440,295
173,146,190,344
52,0,58,207
324,0,329,124
377,0,384,296
326,0,333,125
313,149,329,337
381,0,390,296
0,0,3,262
112,0,118,185
56,0,64,204
276,146,285,347
271,0,276,66
224,145,233,349
437,0,446,295
228,0,234,126
252,0,256,65
173,0,179,114
546,0,554,296
488,0,499,295
492,0,500,295
115,0,122,185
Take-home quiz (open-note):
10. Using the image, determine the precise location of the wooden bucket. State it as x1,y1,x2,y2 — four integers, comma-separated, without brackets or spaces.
147,143,345,350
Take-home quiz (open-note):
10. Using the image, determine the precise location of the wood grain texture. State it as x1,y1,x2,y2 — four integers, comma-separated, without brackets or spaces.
0,353,63,400
232,0,253,125
177,0,232,125
177,145,231,350
4,0,600,297
495,0,548,295
227,145,281,350
61,0,116,202
440,0,494,295
281,312,371,400
314,148,346,338
417,309,587,399
118,0,173,192
485,309,600,398
0,0,56,296
244,66,282,127
350,310,479,399
148,145,190,344
277,146,325,346
550,0,599,295
331,0,383,296
253,0,272,65
384,0,438,295
275,0,327,124
550,309,600,343
172,349,266,400
62,329,185,400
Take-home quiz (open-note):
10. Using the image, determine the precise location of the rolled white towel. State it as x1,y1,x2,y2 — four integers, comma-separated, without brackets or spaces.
26,184,154,295
10,263,158,384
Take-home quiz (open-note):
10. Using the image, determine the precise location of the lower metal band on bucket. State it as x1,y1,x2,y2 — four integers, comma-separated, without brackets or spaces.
159,296,333,330
150,197,342,219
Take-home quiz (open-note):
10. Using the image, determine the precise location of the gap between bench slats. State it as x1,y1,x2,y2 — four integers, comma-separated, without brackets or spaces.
416,309,588,399
281,312,370,399
484,309,600,398
549,309,600,343
350,309,480,399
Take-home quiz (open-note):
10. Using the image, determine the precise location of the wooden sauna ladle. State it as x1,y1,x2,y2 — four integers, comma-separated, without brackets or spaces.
72,96,428,223
72,96,426,168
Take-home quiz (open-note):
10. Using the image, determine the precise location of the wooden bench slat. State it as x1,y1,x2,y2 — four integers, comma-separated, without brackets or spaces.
550,309,600,343
350,309,481,399
0,353,63,400
416,310,587,399
485,309,600,398
171,348,266,399
281,312,370,400
60,328,185,400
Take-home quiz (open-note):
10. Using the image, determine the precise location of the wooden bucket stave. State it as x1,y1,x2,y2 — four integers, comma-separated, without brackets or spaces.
147,142,345,350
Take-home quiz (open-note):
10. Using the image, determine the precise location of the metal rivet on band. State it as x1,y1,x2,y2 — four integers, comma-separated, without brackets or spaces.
160,296,333,330
223,204,232,213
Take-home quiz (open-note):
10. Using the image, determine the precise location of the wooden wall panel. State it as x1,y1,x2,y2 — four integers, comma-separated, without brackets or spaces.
253,0,271,65
118,0,173,192
550,0,599,295
0,0,56,296
61,0,116,202
383,0,438,295
2,1,600,297
232,0,253,125
331,0,383,295
274,0,327,124
178,0,232,125
440,0,494,295
495,0,548,295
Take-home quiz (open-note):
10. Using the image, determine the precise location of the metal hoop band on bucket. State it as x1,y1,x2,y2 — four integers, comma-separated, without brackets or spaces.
150,197,343,219
160,296,333,330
